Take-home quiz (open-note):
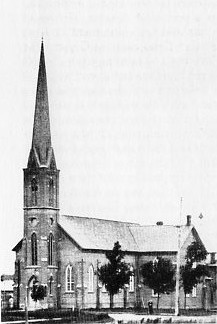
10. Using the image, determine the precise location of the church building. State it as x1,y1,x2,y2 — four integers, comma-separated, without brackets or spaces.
12,42,214,310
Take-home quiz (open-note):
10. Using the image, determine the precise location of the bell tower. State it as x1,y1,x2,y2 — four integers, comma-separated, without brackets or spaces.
23,40,59,308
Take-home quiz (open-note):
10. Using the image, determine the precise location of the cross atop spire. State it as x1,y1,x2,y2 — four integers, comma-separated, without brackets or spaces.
28,41,56,169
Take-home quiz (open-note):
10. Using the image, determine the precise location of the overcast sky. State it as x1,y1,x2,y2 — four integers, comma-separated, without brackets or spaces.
1,0,217,274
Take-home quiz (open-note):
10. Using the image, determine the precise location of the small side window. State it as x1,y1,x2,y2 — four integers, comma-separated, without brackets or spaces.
129,266,134,292
65,265,75,292
88,265,94,293
192,286,197,297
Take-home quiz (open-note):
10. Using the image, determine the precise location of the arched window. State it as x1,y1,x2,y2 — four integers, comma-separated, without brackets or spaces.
49,178,54,206
88,265,94,292
31,233,37,265
192,286,197,297
49,275,53,295
65,265,75,292
31,178,38,206
48,233,54,266
129,266,134,292
23,238,27,263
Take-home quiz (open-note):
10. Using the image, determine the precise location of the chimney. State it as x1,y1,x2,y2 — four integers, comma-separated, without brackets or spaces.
210,252,216,264
156,221,163,226
186,215,191,226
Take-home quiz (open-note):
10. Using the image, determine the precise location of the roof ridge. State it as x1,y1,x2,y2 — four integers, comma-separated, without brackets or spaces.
130,224,188,228
60,215,193,228
60,214,139,225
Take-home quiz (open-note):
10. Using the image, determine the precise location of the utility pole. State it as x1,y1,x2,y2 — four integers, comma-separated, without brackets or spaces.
135,255,141,308
81,259,84,309
175,197,182,316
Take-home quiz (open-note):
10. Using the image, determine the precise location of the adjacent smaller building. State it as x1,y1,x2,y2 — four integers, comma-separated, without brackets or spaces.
205,252,217,310
1,275,14,310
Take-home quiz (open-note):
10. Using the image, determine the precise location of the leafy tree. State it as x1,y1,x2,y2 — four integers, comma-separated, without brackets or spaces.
98,241,132,308
185,241,207,265
194,264,210,279
181,241,209,308
140,257,176,309
180,264,197,309
31,281,46,302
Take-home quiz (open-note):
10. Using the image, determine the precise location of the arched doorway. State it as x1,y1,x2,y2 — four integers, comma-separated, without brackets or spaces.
27,275,39,310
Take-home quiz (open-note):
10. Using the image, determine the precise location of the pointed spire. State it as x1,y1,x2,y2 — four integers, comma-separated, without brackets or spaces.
31,40,52,166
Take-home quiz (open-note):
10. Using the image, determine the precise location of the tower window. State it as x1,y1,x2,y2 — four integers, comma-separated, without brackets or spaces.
31,178,38,206
49,178,54,206
48,233,54,266
31,178,38,191
49,275,53,295
30,217,37,227
31,233,37,265
65,265,75,292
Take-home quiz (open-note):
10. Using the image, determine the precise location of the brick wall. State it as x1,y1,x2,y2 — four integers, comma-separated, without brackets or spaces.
58,230,137,309
14,215,209,310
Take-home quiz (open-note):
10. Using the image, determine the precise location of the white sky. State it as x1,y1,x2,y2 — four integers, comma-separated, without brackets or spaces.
1,0,217,274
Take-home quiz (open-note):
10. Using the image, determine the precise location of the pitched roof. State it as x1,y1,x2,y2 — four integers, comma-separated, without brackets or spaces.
129,225,191,252
58,215,140,252
58,215,193,253
12,239,23,252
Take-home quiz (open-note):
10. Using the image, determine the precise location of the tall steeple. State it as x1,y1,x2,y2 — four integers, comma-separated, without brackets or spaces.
17,41,60,310
28,40,56,168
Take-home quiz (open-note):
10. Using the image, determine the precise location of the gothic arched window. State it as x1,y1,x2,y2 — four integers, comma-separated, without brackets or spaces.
49,275,53,295
31,178,38,206
49,178,54,206
48,233,54,266
88,265,94,292
129,266,134,292
31,233,37,265
65,265,75,292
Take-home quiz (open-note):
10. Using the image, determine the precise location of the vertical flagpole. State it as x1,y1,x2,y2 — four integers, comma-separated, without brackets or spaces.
175,197,182,316
179,197,183,225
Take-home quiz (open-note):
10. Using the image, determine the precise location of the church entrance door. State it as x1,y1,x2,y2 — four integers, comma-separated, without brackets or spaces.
28,277,40,310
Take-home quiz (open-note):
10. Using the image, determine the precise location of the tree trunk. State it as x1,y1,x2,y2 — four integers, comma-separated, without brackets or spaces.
157,293,160,309
184,293,186,309
110,294,114,309
124,288,127,309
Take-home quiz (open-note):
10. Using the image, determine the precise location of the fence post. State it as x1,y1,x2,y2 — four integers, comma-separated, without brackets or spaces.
81,259,84,309
96,259,100,309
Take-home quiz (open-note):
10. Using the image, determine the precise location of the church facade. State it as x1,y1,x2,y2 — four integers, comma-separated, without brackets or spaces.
12,42,215,310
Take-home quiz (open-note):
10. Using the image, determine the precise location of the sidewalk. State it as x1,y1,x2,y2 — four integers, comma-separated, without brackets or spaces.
2,317,113,324
109,312,217,323
2,318,62,324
